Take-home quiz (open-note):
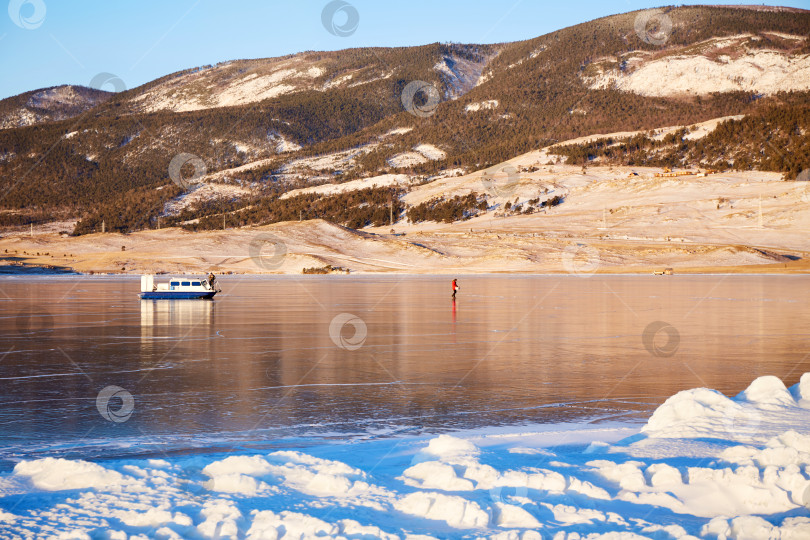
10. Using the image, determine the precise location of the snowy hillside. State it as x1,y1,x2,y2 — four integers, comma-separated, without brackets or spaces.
582,34,810,97
132,59,331,113
125,44,495,115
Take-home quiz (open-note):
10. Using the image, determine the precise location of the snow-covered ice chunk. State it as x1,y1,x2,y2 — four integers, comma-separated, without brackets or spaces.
263,450,388,501
198,500,242,539
412,434,479,464
394,491,488,528
0,509,17,523
400,461,474,491
540,502,605,525
702,515,810,540
247,509,338,539
13,458,132,491
203,455,273,477
641,374,810,445
790,372,810,406
737,375,795,408
492,502,542,528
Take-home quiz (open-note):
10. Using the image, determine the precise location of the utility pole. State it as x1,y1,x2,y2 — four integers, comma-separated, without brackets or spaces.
102,220,106,234
299,209,302,222
222,213,226,231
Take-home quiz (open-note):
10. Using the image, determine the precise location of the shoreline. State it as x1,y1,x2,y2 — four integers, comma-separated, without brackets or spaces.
2,269,810,276
2,165,809,276
2,261,809,276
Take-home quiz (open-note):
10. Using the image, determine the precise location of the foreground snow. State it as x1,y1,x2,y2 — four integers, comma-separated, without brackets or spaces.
2,374,810,539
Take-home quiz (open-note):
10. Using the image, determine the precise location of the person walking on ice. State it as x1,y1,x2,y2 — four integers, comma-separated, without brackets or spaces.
452,278,459,299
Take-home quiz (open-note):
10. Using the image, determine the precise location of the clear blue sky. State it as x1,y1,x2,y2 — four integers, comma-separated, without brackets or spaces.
1,0,808,99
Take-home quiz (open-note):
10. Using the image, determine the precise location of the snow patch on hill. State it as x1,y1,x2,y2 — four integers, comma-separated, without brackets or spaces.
384,127,413,137
133,63,328,113
383,127,413,137
388,144,446,168
433,51,496,99
413,143,445,160
545,114,746,152
322,72,355,90
280,173,413,200
268,130,302,153
283,144,378,175
347,70,395,88
162,182,252,216
465,100,499,112
214,76,296,107
583,34,810,97
506,45,548,71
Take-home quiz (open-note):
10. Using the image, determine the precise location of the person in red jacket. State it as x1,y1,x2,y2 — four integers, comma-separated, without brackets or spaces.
452,278,459,299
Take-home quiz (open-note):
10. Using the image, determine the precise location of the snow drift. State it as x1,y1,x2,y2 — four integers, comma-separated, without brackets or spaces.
2,373,810,538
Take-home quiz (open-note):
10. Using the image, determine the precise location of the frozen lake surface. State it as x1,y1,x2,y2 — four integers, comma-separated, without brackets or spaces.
2,275,810,538
2,275,809,461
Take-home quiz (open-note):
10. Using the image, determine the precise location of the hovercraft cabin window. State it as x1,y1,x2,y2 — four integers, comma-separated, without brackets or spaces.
170,281,180,287
182,281,191,286
191,281,201,286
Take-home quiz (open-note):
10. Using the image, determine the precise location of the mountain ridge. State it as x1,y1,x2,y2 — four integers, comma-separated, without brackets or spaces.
0,5,808,235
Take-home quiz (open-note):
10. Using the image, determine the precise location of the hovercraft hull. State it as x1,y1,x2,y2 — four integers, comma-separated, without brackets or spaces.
139,291,216,300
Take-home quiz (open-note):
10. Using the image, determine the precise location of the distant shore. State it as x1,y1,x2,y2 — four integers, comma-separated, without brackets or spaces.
1,221,808,276
2,165,808,276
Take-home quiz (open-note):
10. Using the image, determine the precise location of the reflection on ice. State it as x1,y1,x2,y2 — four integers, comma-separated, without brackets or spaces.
139,298,214,327
139,298,216,372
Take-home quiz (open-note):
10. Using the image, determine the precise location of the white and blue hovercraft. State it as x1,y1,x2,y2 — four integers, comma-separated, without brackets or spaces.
139,274,219,300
